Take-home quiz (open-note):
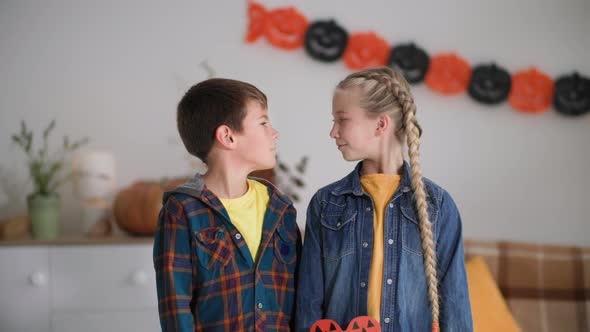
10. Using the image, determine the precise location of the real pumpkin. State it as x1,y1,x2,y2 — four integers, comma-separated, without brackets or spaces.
114,170,276,236
113,178,186,235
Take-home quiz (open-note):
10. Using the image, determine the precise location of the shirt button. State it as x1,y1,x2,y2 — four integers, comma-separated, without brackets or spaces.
384,317,390,323
387,278,393,285
362,242,368,248
235,233,242,240
360,282,366,288
389,203,394,208
257,302,263,309
388,239,394,245
366,207,371,212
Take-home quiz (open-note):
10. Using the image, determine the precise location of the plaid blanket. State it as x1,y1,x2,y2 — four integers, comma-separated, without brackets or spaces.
464,239,590,332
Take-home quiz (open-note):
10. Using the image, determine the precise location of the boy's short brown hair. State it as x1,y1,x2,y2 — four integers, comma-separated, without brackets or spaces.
177,78,268,163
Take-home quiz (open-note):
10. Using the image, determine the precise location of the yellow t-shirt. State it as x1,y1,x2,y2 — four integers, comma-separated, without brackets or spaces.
360,174,401,323
219,179,269,261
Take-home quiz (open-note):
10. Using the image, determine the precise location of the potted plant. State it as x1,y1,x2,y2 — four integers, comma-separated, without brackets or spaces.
11,120,88,239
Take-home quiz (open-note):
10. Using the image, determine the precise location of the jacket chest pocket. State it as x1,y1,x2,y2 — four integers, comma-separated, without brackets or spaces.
194,227,234,270
319,209,357,260
274,226,297,265
400,205,438,257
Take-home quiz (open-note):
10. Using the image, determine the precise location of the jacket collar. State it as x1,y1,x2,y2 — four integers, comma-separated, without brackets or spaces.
331,160,413,196
163,172,292,208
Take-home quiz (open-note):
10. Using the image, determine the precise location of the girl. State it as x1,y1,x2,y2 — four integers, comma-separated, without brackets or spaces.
296,67,472,332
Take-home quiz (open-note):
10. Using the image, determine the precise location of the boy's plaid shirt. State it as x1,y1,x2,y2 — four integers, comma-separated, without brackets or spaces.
153,175,301,332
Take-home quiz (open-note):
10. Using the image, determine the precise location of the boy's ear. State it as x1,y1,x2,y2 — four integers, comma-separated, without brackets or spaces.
375,114,390,136
214,125,236,149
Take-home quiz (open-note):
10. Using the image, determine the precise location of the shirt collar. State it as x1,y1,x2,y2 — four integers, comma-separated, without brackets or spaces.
331,160,413,196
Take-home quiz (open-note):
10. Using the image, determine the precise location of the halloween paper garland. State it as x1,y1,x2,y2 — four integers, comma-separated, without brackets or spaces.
509,68,554,113
553,72,590,116
343,32,390,70
244,1,589,117
304,20,348,62
388,43,430,84
468,63,512,105
425,53,471,95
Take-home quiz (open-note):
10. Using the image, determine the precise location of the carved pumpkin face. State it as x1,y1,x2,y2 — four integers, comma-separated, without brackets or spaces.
388,43,430,84
467,63,511,105
304,20,348,62
310,319,343,332
264,7,309,50
425,53,471,95
509,67,554,113
346,316,380,332
343,32,390,70
553,72,590,116
310,316,381,332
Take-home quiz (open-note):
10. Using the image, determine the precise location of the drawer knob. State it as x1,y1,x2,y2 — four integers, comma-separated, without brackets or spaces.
29,271,48,287
131,270,148,285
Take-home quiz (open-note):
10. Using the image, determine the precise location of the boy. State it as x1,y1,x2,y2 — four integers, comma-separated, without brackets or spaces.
153,78,301,331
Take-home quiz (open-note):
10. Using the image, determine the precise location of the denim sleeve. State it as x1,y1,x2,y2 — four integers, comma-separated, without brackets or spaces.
437,190,474,331
295,193,324,332
287,204,303,332
153,196,195,332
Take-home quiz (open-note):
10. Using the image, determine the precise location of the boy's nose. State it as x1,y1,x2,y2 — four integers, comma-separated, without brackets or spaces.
329,125,338,139
272,127,279,140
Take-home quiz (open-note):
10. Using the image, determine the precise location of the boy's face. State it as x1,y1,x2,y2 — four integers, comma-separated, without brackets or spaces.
234,101,279,171
330,89,379,161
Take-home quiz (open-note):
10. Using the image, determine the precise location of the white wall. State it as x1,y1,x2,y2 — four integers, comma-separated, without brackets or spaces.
1,0,589,245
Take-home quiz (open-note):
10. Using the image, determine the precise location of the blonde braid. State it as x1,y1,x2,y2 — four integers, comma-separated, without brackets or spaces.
395,83,440,331
337,67,440,331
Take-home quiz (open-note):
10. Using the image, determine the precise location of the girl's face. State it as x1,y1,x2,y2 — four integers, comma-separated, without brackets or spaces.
330,89,379,161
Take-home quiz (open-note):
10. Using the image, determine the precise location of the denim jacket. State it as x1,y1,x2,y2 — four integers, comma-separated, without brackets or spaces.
296,161,473,332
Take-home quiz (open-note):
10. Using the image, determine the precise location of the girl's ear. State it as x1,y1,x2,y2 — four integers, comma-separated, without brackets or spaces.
375,114,391,136
215,125,236,149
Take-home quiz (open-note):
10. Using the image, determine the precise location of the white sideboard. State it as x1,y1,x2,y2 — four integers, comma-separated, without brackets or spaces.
0,237,161,332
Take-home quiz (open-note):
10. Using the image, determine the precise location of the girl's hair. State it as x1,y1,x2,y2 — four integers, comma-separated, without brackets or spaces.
336,67,439,330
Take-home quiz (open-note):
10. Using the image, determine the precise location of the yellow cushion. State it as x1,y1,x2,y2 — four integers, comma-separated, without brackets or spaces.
466,256,521,332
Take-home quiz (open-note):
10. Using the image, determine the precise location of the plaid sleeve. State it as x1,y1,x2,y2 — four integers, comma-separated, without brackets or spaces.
153,195,195,332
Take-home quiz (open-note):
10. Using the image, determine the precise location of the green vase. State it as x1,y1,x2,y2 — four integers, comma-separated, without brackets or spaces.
27,193,60,240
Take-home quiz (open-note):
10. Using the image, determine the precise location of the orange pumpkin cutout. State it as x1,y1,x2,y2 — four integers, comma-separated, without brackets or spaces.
245,1,267,43
309,316,380,332
343,32,390,70
264,6,309,50
113,178,187,235
346,316,380,332
310,319,343,332
508,67,554,113
425,53,471,95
